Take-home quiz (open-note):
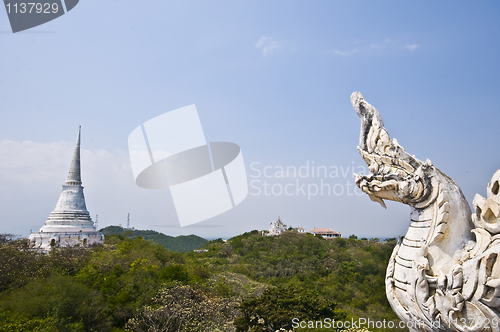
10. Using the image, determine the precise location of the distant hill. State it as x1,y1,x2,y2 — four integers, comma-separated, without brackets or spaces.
99,226,207,252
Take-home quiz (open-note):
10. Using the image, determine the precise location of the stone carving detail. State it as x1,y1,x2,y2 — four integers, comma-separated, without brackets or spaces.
351,91,500,332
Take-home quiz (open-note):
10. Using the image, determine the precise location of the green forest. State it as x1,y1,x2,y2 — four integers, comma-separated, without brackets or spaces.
0,230,406,332
99,226,208,252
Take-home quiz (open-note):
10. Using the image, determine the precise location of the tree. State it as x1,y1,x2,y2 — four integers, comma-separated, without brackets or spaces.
0,275,109,331
126,282,239,332
234,285,346,331
0,234,17,244
0,310,58,332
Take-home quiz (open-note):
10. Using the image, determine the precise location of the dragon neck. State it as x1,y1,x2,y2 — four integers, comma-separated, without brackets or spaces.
404,168,474,273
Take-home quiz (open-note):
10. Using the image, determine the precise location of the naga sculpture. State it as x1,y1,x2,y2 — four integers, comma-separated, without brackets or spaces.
351,91,500,332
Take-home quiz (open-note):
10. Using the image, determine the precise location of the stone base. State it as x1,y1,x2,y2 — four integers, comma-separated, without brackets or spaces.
29,230,104,251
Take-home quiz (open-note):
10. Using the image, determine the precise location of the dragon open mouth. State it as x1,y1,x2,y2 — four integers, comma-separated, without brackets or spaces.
351,91,430,208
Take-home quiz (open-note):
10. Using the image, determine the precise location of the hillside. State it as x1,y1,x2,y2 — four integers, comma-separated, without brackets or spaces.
99,225,207,252
195,230,402,330
0,230,405,332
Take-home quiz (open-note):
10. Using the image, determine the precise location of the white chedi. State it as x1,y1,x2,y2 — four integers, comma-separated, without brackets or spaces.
29,127,104,250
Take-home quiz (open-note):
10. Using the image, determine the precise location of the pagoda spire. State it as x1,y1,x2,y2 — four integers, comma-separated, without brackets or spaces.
66,126,82,185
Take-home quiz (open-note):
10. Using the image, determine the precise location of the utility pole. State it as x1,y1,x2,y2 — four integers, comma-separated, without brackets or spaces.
127,213,130,230
95,214,98,230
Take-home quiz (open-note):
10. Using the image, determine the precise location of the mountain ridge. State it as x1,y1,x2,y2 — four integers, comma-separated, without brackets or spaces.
99,225,207,252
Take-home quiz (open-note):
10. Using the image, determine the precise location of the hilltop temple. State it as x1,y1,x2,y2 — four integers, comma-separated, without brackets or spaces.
29,127,104,250
263,216,287,236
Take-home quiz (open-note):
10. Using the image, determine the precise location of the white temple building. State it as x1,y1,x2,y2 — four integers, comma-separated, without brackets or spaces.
29,127,104,250
264,216,288,236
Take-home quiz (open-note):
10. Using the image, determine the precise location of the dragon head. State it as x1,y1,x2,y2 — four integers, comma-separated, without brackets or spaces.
351,91,436,208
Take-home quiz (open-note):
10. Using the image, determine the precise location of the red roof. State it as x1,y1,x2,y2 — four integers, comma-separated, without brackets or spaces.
310,227,341,234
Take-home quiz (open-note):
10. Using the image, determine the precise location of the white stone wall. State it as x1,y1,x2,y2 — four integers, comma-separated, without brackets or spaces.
29,231,104,250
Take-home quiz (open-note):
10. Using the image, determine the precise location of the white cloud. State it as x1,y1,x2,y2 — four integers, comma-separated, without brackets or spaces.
255,36,270,48
0,139,143,235
0,140,131,187
405,44,419,51
255,35,297,56
255,36,281,56
330,49,359,56
0,140,73,183
329,39,419,56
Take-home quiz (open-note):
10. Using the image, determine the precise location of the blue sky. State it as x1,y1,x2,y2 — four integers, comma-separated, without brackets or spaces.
1,1,500,239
